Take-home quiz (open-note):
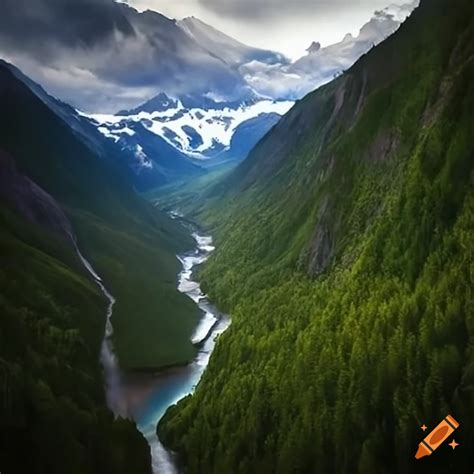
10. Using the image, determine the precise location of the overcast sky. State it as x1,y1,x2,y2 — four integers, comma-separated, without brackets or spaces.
0,0,416,112
125,0,410,59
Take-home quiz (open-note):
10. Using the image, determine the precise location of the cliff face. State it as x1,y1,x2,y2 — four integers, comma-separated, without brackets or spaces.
0,150,74,242
159,1,474,473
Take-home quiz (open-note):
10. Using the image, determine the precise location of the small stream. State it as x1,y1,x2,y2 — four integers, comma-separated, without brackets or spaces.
77,221,229,473
75,247,126,416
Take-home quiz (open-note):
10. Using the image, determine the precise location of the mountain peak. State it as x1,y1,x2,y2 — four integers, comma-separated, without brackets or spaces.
118,92,179,116
342,32,354,42
177,15,288,68
306,41,321,54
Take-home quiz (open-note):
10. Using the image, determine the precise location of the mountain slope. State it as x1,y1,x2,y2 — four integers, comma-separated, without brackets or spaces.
0,60,205,471
158,1,474,473
0,155,151,474
210,112,282,167
90,96,294,169
178,17,287,68
0,61,202,369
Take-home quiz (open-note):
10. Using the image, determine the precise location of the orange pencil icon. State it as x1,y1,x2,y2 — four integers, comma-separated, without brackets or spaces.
415,414,460,459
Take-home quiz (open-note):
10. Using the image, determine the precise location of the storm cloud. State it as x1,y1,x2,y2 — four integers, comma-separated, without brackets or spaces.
0,0,418,112
0,0,135,58
198,0,376,20
0,0,146,111
127,0,415,59
0,0,249,112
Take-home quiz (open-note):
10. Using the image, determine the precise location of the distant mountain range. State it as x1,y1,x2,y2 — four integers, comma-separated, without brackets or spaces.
80,3,418,179
241,1,419,99
0,0,419,186
86,94,294,171
1,60,203,190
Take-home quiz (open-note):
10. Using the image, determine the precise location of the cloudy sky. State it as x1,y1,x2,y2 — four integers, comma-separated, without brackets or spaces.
125,0,410,59
0,0,416,112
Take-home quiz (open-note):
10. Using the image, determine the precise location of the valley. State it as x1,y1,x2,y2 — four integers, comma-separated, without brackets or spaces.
122,226,230,474
80,210,230,473
157,1,474,473
0,0,472,473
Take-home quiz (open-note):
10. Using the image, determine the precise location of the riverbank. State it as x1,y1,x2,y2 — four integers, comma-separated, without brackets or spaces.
71,208,201,372
120,224,230,473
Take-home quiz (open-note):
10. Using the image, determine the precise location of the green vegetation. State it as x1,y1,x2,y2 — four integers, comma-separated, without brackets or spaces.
0,207,151,473
0,60,200,472
146,164,235,213
0,62,200,370
159,1,474,473
71,207,199,370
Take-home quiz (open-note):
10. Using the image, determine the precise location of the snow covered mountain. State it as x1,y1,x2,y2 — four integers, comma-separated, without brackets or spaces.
86,96,294,168
84,2,418,178
59,0,417,185
0,58,202,192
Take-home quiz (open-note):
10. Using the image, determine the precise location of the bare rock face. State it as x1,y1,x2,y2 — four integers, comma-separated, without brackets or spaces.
0,149,74,242
307,224,334,276
306,197,336,276
366,129,401,163
343,33,354,43
306,41,321,54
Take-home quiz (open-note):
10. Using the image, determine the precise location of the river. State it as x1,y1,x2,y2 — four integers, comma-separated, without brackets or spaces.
78,223,229,473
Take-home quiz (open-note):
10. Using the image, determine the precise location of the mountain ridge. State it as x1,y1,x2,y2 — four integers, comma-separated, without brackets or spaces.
89,94,294,174
158,1,474,473
177,16,288,68
0,60,159,473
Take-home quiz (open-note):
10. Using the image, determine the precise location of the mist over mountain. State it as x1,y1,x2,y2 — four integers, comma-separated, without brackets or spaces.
0,0,418,182
178,16,289,68
0,0,255,112
0,0,417,113
241,0,419,99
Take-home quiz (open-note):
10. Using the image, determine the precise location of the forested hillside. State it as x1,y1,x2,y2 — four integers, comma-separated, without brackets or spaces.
0,200,151,473
0,62,197,472
0,62,200,370
159,1,474,472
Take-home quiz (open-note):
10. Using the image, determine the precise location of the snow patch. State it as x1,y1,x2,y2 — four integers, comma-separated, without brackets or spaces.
134,144,152,169
87,99,294,159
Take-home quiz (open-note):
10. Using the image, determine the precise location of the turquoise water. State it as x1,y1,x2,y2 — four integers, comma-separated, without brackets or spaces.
121,232,230,473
